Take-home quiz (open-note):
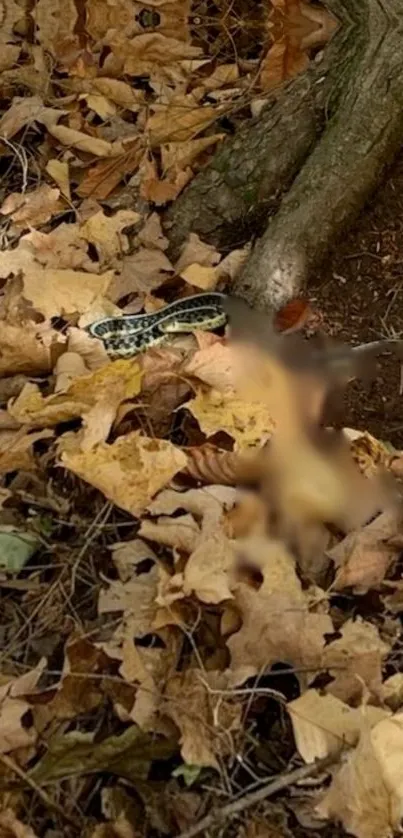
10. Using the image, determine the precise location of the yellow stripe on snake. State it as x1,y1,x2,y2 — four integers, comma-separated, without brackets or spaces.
86,293,227,358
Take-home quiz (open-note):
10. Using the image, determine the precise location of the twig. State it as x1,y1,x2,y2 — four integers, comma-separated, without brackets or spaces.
176,754,337,838
0,752,80,827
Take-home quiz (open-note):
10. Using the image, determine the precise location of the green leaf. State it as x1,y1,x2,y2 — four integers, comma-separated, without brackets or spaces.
29,726,177,785
172,763,203,787
0,528,39,573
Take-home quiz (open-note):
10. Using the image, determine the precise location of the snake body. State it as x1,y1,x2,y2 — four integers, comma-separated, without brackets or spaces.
86,292,227,357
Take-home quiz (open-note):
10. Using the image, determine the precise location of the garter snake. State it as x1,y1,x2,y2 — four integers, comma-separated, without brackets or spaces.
86,292,227,357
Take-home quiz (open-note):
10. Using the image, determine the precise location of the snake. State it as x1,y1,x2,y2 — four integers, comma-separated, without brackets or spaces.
86,292,227,357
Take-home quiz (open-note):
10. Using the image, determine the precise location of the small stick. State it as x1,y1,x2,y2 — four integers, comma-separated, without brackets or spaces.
176,754,337,838
0,752,80,828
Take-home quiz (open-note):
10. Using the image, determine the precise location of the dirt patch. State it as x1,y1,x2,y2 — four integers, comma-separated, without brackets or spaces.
309,151,403,447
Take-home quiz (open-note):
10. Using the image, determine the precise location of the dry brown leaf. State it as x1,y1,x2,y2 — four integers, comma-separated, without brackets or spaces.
140,156,192,205
0,661,45,754
161,134,225,174
0,185,62,228
288,689,389,763
118,33,202,76
54,351,88,391
163,669,241,768
322,618,390,704
45,159,71,201
76,140,144,200
317,713,403,838
91,78,145,111
147,95,223,145
59,430,187,516
328,510,401,593
107,248,173,305
227,537,333,687
45,122,121,157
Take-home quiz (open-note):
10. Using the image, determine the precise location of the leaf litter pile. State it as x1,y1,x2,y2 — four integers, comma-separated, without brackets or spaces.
2,1,403,837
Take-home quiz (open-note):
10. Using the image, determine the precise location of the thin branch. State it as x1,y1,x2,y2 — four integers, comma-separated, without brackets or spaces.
176,754,338,838
0,752,80,828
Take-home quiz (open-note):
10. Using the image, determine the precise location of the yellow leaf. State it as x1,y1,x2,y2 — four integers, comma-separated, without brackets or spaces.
184,388,275,450
9,359,142,446
179,263,219,290
58,431,187,516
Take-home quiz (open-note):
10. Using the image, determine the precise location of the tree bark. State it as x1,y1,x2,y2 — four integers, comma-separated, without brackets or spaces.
166,0,403,311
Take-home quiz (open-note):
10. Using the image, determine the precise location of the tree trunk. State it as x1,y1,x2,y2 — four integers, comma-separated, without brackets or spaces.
166,0,403,311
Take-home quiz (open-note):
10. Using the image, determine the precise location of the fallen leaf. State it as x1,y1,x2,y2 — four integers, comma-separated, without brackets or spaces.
0,428,53,474
163,669,241,768
0,185,62,228
30,726,176,785
0,321,57,376
328,510,401,593
45,159,71,201
227,537,333,687
180,263,219,290
147,96,223,145
322,618,390,704
317,713,403,838
0,529,39,573
288,689,389,763
174,232,221,274
107,248,173,306
22,268,114,319
184,388,275,450
59,431,187,516
9,359,142,448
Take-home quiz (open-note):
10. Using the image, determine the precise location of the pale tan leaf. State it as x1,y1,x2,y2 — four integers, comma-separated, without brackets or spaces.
59,431,187,516
0,321,58,376
84,92,116,119
0,428,53,474
91,78,145,111
317,714,403,838
45,159,71,201
184,341,234,393
288,690,388,764
180,264,219,290
136,213,169,251
139,514,200,555
328,510,401,593
0,45,21,72
0,185,62,228
184,531,236,603
120,33,202,76
22,268,114,319
45,122,121,157
0,95,63,139
227,537,333,687
322,618,390,704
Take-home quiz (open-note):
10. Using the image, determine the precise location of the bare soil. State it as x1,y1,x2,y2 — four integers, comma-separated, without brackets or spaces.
310,150,403,446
